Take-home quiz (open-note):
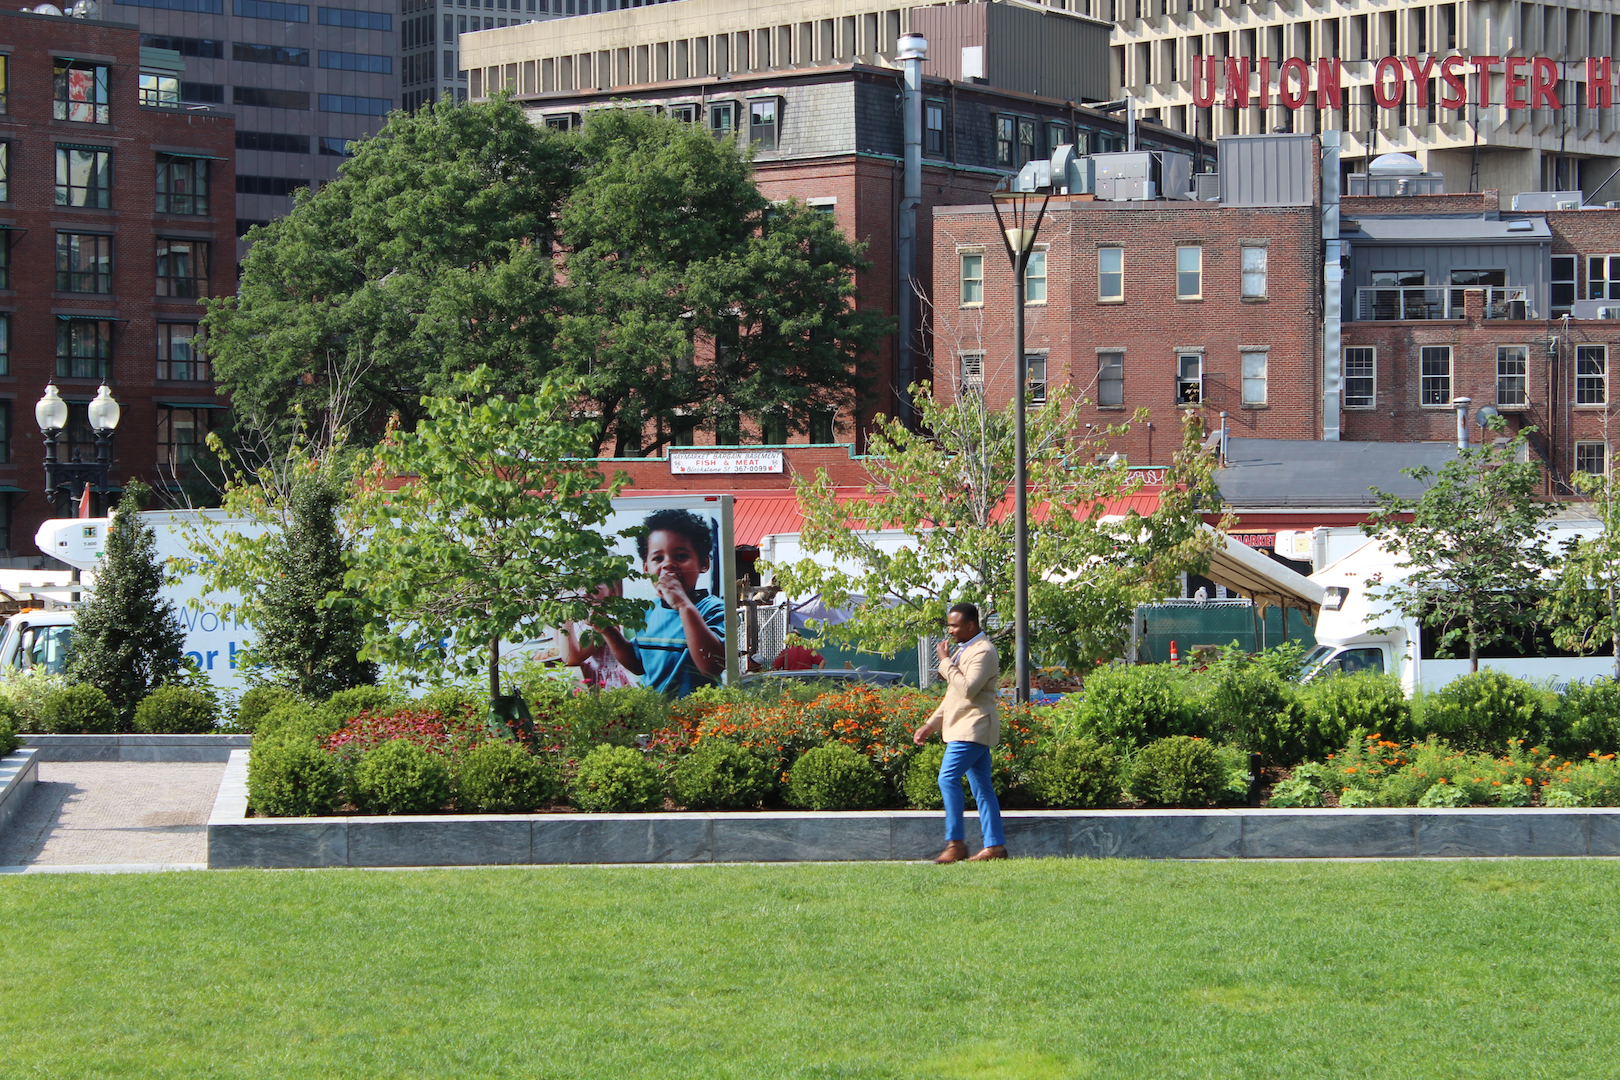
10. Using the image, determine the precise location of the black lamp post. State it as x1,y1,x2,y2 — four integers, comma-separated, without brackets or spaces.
36,383,121,516
990,176,1052,705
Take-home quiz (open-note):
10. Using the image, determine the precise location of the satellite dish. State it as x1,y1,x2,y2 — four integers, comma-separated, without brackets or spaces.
1475,404,1502,429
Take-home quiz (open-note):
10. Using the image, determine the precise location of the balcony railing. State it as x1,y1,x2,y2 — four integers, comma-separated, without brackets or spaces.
1353,285,1532,321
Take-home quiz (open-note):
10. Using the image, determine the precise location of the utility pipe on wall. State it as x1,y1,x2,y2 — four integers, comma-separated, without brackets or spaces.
896,32,927,427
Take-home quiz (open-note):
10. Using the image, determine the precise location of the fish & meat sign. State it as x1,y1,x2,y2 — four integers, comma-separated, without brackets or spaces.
1192,55,1619,112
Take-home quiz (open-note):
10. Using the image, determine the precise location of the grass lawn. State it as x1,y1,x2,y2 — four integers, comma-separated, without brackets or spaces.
2,859,1617,1079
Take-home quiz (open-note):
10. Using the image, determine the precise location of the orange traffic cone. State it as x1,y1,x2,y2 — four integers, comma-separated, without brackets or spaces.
1169,640,1179,665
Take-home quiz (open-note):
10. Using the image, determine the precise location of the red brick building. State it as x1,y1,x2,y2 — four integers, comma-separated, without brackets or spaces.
930,194,1322,465
0,7,234,561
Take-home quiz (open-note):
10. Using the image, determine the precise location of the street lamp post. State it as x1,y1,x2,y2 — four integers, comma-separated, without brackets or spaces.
36,383,121,515
991,176,1052,705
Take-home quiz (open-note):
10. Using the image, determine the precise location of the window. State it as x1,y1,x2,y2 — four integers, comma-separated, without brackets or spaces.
1449,268,1504,312
0,401,10,464
62,402,95,467
1241,350,1268,405
318,6,390,28
1177,353,1202,405
55,147,112,209
156,155,210,215
1343,346,1376,408
1496,345,1528,407
141,35,225,59
809,411,835,444
924,101,944,155
1098,351,1124,407
1241,245,1267,298
1025,355,1047,405
1420,345,1452,405
542,115,573,132
157,323,209,381
1588,255,1620,300
1176,245,1202,299
181,82,225,105
1551,254,1577,317
959,352,984,396
233,42,310,65
237,175,310,198
239,0,309,20
1024,249,1047,304
1098,247,1123,302
1370,269,1427,319
56,233,112,293
235,87,310,110
668,104,696,123
713,411,740,445
749,99,778,150
1046,121,1069,150
708,102,735,137
237,131,309,153
236,218,269,237
0,142,9,202
0,55,9,114
1576,442,1609,477
159,407,220,468
140,72,180,107
323,92,396,115
995,115,1015,168
1578,345,1607,405
123,0,225,9
157,240,210,298
1017,117,1036,166
0,314,10,376
54,61,110,124
959,252,983,306
0,229,11,288
759,411,788,445
56,318,112,379
320,50,392,73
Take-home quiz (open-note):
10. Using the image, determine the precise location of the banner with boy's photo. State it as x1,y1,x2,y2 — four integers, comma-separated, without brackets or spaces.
550,495,737,697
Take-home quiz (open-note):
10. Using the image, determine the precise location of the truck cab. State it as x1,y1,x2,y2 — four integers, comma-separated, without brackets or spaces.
0,609,75,675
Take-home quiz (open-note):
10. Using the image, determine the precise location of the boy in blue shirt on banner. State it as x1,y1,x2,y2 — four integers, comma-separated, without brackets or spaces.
596,508,727,697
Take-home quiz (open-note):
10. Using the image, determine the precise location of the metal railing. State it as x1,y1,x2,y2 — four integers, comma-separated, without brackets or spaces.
1353,285,1531,321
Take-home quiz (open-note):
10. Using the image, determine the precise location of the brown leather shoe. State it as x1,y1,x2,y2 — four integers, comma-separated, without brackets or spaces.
933,841,970,864
967,845,1008,861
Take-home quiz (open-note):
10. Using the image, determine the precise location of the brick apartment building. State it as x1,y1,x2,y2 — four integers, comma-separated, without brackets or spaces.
0,7,235,563
462,0,1212,452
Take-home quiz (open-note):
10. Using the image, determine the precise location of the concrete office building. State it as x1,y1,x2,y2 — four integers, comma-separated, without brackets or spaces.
1103,0,1620,201
105,0,396,242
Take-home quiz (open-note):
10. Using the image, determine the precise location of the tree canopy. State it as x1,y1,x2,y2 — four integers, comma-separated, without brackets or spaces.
771,389,1222,672
204,99,887,461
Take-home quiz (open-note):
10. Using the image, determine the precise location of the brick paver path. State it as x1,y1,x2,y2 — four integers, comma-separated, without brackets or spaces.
0,761,225,869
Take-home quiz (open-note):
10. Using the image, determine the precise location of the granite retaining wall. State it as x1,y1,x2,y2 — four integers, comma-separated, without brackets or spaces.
0,748,39,836
23,734,251,762
206,751,1620,869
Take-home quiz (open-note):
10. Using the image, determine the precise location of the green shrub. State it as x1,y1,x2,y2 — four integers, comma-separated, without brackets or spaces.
41,684,117,734
1555,678,1620,759
1062,664,1197,747
0,714,18,757
1027,738,1121,808
247,735,343,817
352,739,452,815
419,685,488,722
1547,756,1620,807
1214,744,1253,805
1267,776,1323,808
454,739,560,813
318,686,400,730
552,688,670,756
1416,782,1471,808
1422,670,1554,751
1338,787,1377,807
1299,673,1413,758
670,739,772,810
786,742,886,810
570,745,664,812
900,742,1010,810
235,686,302,733
1206,666,1307,764
255,701,341,743
0,671,67,734
132,684,219,734
1126,736,1224,806
1543,787,1583,808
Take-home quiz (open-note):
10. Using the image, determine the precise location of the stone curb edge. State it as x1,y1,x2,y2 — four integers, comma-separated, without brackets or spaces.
23,734,251,762
0,748,39,838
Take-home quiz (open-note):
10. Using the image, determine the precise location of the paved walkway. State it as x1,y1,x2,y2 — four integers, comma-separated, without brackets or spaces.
0,761,225,872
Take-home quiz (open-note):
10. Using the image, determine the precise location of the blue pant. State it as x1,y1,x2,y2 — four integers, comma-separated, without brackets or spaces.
939,741,1005,849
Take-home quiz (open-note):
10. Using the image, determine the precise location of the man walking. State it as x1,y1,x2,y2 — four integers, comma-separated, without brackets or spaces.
913,603,1006,863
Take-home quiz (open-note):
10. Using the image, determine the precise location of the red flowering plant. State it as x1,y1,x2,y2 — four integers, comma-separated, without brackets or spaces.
323,705,499,788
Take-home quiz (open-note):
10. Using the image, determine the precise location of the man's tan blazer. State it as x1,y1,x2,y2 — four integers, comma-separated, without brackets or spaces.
926,636,1000,746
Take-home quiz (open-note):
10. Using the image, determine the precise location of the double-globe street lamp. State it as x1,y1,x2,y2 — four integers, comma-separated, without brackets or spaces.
36,382,121,516
990,170,1053,705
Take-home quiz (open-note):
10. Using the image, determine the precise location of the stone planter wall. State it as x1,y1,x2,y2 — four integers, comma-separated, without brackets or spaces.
23,734,251,762
207,751,1620,869
0,748,38,836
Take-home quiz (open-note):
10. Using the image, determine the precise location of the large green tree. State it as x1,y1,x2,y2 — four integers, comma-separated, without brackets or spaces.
67,480,188,726
204,99,886,460
1546,464,1620,678
771,389,1221,671
1362,429,1555,672
346,367,645,699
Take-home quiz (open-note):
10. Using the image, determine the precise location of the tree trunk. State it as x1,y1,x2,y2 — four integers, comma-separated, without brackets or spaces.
488,636,500,701
1468,617,1479,674
1610,580,1619,682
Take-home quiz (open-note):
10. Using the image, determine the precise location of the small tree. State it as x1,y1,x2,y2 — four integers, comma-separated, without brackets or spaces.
67,480,187,726
772,387,1221,671
1547,464,1620,679
347,366,645,699
1363,428,1554,673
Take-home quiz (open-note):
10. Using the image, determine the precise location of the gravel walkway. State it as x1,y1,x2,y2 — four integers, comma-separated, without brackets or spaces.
0,761,225,871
